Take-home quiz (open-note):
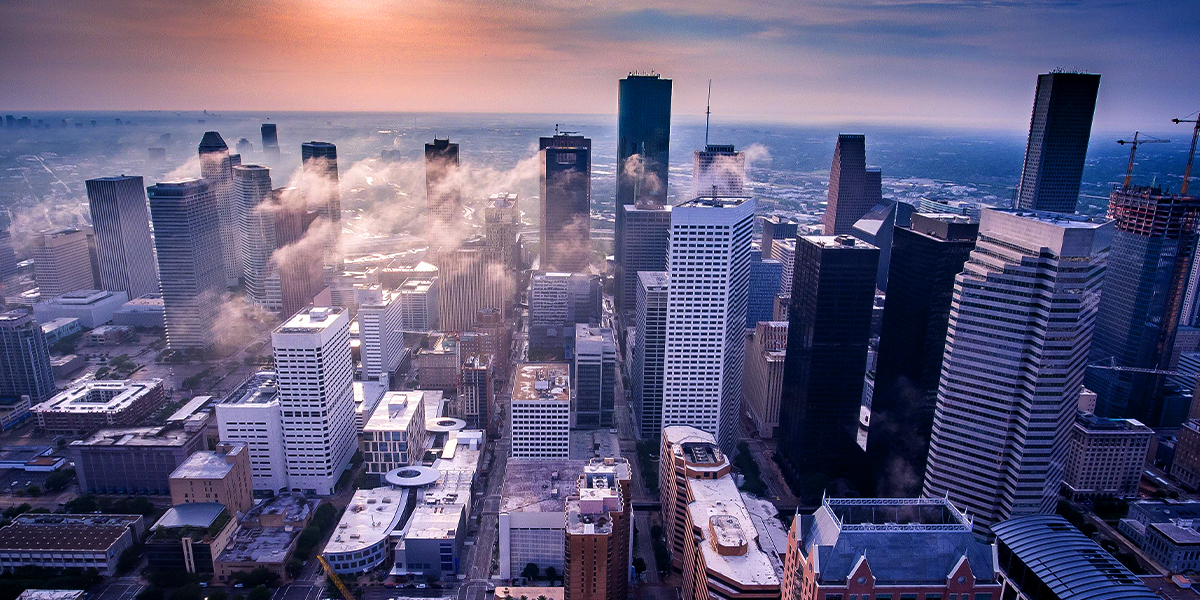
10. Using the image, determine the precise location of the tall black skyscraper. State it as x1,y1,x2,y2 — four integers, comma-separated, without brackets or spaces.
199,132,242,287
85,175,160,300
261,123,280,161
823,135,882,235
1015,72,1101,214
616,73,671,207
865,213,978,496
425,138,461,227
1087,186,1200,425
301,141,341,269
777,234,878,495
539,133,591,272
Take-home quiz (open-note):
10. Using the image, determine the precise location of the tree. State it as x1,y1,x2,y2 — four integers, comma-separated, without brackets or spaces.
169,584,203,600
521,563,540,581
286,558,305,578
25,486,40,497
543,566,557,583
247,586,271,600
632,557,647,577
43,469,73,493
117,544,144,573
231,567,280,589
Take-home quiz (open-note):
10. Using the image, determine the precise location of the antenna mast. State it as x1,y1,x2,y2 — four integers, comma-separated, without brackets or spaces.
705,80,712,147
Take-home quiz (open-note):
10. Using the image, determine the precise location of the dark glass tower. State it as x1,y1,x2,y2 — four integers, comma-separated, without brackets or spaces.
1015,72,1101,214
747,259,782,328
850,200,913,292
616,73,671,207
85,175,160,300
823,135,882,235
539,133,592,273
865,213,978,496
425,138,461,227
0,309,55,403
260,123,280,161
759,215,798,261
301,141,341,269
777,235,878,497
198,132,242,286
1087,186,1200,425
614,202,670,327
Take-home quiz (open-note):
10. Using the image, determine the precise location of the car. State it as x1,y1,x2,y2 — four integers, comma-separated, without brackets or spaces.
233,584,244,589
416,584,426,589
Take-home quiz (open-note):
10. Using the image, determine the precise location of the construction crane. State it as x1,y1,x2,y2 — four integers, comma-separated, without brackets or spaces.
1172,111,1200,195
1117,132,1170,191
317,554,356,600
1087,357,1188,377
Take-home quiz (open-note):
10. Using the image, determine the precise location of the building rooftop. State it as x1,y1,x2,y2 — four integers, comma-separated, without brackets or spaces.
0,514,141,551
243,492,317,524
365,391,424,433
565,459,629,536
493,588,563,600
501,460,587,514
36,379,163,416
43,290,120,305
800,234,877,250
218,524,299,564
277,307,344,334
1150,522,1200,545
16,591,85,600
663,426,729,473
677,196,753,209
222,372,278,406
988,207,1111,228
992,515,1156,600
1076,412,1153,432
40,317,79,332
1129,499,1200,523
153,503,228,530
638,271,669,288
167,395,211,423
687,476,781,588
399,278,436,294
513,363,570,402
324,487,409,555
72,424,196,448
170,444,243,480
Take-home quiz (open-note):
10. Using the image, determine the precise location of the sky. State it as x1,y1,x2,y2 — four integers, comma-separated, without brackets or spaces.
1,0,1197,130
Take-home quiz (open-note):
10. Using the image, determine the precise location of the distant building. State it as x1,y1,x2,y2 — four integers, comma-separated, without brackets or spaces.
83,324,131,345
260,124,279,161
744,322,787,438
770,238,795,297
499,459,588,579
782,498,1000,600
85,175,160,299
40,317,81,345
417,333,461,391
573,324,615,429
485,192,520,304
169,442,254,517
112,293,165,328
457,355,492,429
70,419,208,495
234,164,279,311
528,272,601,358
778,235,878,484
1119,499,1200,574
917,197,982,220
993,515,1156,600
33,379,165,436
510,363,571,459
147,179,227,352
300,141,341,268
0,310,55,404
1014,72,1102,214
361,391,428,480
214,493,318,584
614,202,670,327
693,144,745,198
823,135,882,235
358,290,404,382
1062,413,1152,499
0,396,31,431
850,199,912,291
564,458,632,600
434,238,506,331
616,73,671,207
31,228,94,298
0,514,144,575
425,139,461,227
632,272,668,439
1170,419,1200,490
235,138,254,157
759,216,798,263
33,289,129,328
146,503,236,574
198,131,243,287
398,277,439,331
539,134,592,272
923,210,1112,532
747,259,782,328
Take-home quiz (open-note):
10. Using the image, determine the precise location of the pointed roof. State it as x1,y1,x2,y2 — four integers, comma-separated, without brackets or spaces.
198,131,228,154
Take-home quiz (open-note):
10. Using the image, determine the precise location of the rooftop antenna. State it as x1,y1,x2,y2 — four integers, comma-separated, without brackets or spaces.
705,80,713,147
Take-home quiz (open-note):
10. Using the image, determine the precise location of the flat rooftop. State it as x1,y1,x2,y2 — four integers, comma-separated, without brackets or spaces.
222,372,278,406
170,446,240,480
990,207,1110,228
218,525,298,563
501,460,587,514
399,278,436,294
16,591,85,600
277,307,344,334
244,492,316,523
45,290,118,305
800,235,877,250
513,363,570,402
687,477,782,588
73,425,195,448
1076,413,1152,432
0,515,140,551
1150,522,1200,545
677,196,753,209
36,379,163,415
153,503,227,529
365,391,424,432
324,487,409,555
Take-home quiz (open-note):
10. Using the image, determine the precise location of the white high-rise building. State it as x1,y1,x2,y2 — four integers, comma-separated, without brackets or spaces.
32,228,95,298
85,176,159,300
273,307,357,495
662,196,755,454
770,237,795,296
358,290,404,382
216,371,289,493
922,209,1112,532
692,144,746,198
234,165,280,311
510,363,571,460
398,277,439,331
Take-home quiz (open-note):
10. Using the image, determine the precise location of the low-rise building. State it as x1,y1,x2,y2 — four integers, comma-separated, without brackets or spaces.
323,486,411,574
1062,412,1152,499
353,379,389,433
499,459,588,579
743,322,787,438
40,317,81,345
214,493,319,584
564,458,631,600
16,591,85,600
0,446,60,471
50,355,86,379
1172,419,1200,490
145,503,236,574
993,515,1157,600
70,418,208,495
33,379,165,436
32,289,128,328
782,498,1000,600
494,588,563,600
111,293,165,328
170,442,254,517
0,396,31,430
417,333,460,390
510,363,570,460
362,391,428,482
1119,500,1200,574
83,324,132,345
0,513,144,575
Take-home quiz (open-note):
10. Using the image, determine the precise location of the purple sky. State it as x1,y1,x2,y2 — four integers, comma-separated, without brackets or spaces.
1,0,1196,129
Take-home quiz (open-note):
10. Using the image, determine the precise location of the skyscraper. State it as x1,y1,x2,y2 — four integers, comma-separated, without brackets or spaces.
866,213,978,496
433,238,507,331
1015,72,1101,214
85,176,159,300
234,164,278,311
662,196,755,454
270,189,323,317
0,221,17,282
528,271,602,358
564,459,632,600
1087,186,1200,425
616,73,671,207
573,324,616,429
822,135,882,235
484,192,520,280
32,229,94,298
273,307,357,496
199,131,243,287
692,144,746,198
398,277,439,331
147,180,227,352
301,141,341,269
539,133,591,273
771,238,796,297
748,258,782,328
358,290,404,382
260,123,279,162
235,137,254,157
425,139,461,227
922,209,1112,531
850,199,912,292
0,309,55,403
744,321,787,438
632,271,668,439
776,235,878,489
614,202,670,327
759,215,797,262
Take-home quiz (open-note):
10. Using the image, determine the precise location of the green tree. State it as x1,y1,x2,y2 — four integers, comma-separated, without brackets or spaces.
43,470,74,493
231,567,279,589
632,557,647,576
521,563,540,581
117,543,144,573
543,566,557,583
247,586,271,600
25,486,40,497
286,558,305,578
